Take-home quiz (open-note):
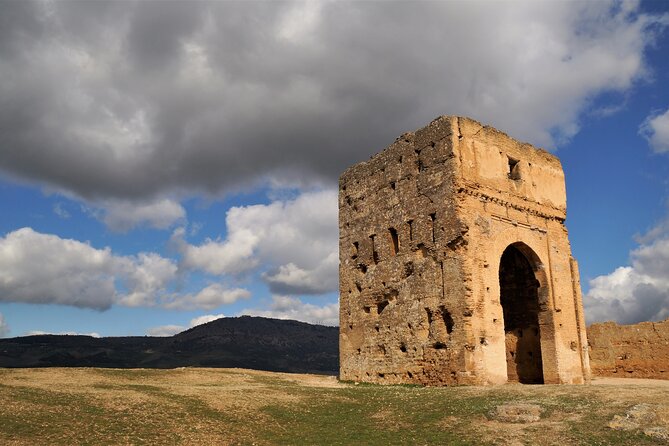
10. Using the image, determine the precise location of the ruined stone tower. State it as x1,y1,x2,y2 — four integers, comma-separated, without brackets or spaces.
338,116,590,385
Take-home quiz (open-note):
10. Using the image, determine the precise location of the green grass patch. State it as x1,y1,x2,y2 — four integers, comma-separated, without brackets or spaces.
258,385,494,445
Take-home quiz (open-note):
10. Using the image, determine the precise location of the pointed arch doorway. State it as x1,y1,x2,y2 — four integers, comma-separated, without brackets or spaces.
499,243,545,384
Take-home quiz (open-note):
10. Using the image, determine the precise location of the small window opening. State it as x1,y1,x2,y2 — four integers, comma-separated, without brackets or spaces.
429,213,436,242
441,308,454,334
433,341,447,350
352,242,359,260
369,234,379,264
508,157,521,180
400,344,407,353
389,227,399,255
407,220,414,241
358,263,367,274
426,308,433,325
390,181,396,190
377,300,389,314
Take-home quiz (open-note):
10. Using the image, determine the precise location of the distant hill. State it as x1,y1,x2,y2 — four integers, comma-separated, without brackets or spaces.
0,316,339,374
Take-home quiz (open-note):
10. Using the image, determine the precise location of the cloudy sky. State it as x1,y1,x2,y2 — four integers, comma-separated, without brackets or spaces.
1,0,668,338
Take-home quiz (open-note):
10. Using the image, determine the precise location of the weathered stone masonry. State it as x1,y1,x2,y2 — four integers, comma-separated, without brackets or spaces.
588,319,669,380
339,116,591,385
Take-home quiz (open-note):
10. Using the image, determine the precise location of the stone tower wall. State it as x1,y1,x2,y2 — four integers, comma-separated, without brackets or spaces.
449,118,589,384
339,118,471,385
339,116,590,385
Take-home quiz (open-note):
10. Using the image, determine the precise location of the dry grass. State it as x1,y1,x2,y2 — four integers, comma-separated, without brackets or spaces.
1,368,669,445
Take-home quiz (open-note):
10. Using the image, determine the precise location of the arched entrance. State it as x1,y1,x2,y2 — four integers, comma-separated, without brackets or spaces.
499,244,544,384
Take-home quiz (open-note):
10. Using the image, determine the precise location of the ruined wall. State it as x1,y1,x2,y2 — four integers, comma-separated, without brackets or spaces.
588,319,669,380
339,116,590,385
339,118,470,385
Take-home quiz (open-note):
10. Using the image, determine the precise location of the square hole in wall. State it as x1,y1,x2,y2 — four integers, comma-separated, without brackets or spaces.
508,157,521,180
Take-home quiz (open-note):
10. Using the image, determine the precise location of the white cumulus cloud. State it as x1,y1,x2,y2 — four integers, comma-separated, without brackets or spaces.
0,228,120,309
262,251,338,295
640,108,669,153
241,295,338,326
173,226,259,276
26,330,101,338
190,313,225,327
146,325,185,337
0,227,249,311
161,284,250,311
98,198,186,232
147,312,226,336
116,253,179,307
177,189,338,295
585,220,669,324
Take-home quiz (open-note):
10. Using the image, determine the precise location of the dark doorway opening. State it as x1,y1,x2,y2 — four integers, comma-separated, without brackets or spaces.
499,245,544,384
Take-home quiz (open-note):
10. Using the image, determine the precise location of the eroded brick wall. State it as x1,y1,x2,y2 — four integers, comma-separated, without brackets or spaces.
339,118,471,385
588,319,669,380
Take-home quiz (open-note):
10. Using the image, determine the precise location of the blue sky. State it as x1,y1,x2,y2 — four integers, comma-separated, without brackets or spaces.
1,0,669,337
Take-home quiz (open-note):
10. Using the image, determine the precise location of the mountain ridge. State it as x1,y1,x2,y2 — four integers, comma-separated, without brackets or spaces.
0,316,339,374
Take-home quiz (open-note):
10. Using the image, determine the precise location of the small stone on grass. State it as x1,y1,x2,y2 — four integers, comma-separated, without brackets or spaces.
488,403,542,423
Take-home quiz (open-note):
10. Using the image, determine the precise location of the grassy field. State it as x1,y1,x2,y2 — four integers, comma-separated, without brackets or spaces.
1,368,669,445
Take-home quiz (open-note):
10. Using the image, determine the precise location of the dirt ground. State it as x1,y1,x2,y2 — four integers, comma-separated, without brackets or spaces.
1,368,669,445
